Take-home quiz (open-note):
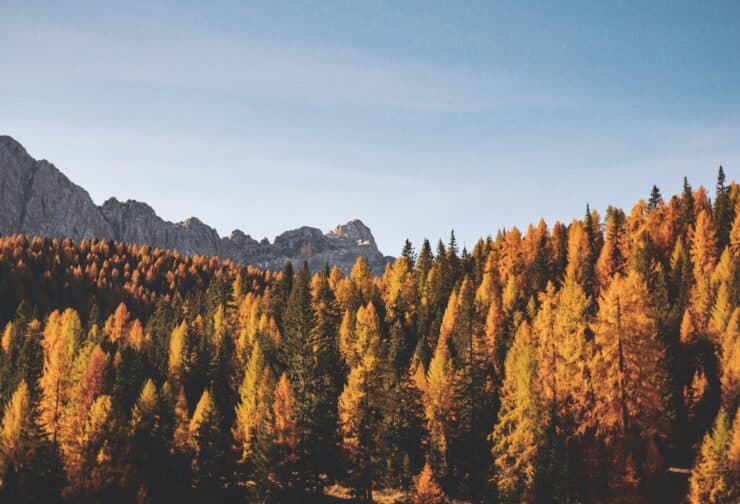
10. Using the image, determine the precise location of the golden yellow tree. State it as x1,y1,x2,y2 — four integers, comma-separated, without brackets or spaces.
338,299,383,504
236,293,261,363
74,345,108,427
167,321,187,384
710,282,733,342
730,204,740,259
720,308,740,412
474,252,500,313
384,255,417,322
250,371,302,498
271,373,299,453
104,302,132,347
64,394,117,499
188,389,223,488
0,381,32,488
438,290,458,348
1,322,14,355
39,309,81,452
490,322,546,502
729,409,740,486
689,210,720,332
691,209,720,283
231,271,245,310
352,302,381,367
711,247,737,298
565,220,593,293
497,227,524,286
484,287,506,378
130,379,159,436
211,304,228,347
688,408,736,504
501,275,522,315
410,463,446,504
350,256,376,306
588,271,671,492
339,352,380,500
590,272,671,437
534,279,592,427
233,341,274,463
423,330,455,469
338,309,355,368
60,343,109,475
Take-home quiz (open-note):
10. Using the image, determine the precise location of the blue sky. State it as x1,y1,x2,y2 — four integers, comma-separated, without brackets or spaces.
1,1,738,255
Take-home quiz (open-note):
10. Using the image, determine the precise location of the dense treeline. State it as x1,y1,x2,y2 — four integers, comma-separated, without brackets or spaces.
0,169,739,503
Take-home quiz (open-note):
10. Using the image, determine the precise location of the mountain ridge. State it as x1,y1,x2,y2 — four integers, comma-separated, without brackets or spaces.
0,135,391,273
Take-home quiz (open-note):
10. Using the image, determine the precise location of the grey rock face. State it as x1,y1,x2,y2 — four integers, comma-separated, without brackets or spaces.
100,199,225,257
0,136,114,240
0,135,390,273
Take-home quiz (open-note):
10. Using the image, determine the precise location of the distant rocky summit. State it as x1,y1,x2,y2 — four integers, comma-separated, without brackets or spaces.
0,135,391,273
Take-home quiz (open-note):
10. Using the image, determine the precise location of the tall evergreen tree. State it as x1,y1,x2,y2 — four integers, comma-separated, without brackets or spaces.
681,176,696,238
307,270,343,479
416,239,434,288
423,327,456,476
281,263,331,494
188,389,225,491
534,279,592,500
490,322,547,502
233,341,273,464
338,316,383,502
253,373,301,500
566,220,595,300
401,239,417,270
595,206,627,292
64,394,120,500
0,381,33,491
589,272,672,493
39,309,81,457
714,166,732,250
128,379,166,498
648,185,663,210
271,261,294,328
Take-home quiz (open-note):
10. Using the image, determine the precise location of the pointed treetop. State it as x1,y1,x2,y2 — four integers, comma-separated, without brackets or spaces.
648,185,663,210
447,230,458,255
401,239,416,269
411,463,446,504
717,166,726,193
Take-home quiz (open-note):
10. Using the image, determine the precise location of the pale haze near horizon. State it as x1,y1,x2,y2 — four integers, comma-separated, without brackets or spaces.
1,1,738,255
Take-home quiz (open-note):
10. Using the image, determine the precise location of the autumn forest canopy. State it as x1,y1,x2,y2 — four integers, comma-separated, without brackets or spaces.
1,169,739,503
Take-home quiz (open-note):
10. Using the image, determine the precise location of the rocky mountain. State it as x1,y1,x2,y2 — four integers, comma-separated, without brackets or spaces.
0,135,391,273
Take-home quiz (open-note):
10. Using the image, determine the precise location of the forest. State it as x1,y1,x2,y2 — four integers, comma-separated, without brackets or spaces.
0,169,738,503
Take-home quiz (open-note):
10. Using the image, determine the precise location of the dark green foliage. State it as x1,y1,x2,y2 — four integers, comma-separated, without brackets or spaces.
681,176,695,238
649,185,663,210
401,239,416,270
713,166,732,249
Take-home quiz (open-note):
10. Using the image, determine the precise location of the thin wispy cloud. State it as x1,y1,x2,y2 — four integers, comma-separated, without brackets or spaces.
1,25,529,113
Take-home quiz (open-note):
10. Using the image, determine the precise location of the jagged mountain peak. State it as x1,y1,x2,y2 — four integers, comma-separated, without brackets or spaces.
0,136,390,273
328,219,377,247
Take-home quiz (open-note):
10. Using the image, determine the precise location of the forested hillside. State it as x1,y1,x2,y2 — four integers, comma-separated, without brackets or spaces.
0,170,738,503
